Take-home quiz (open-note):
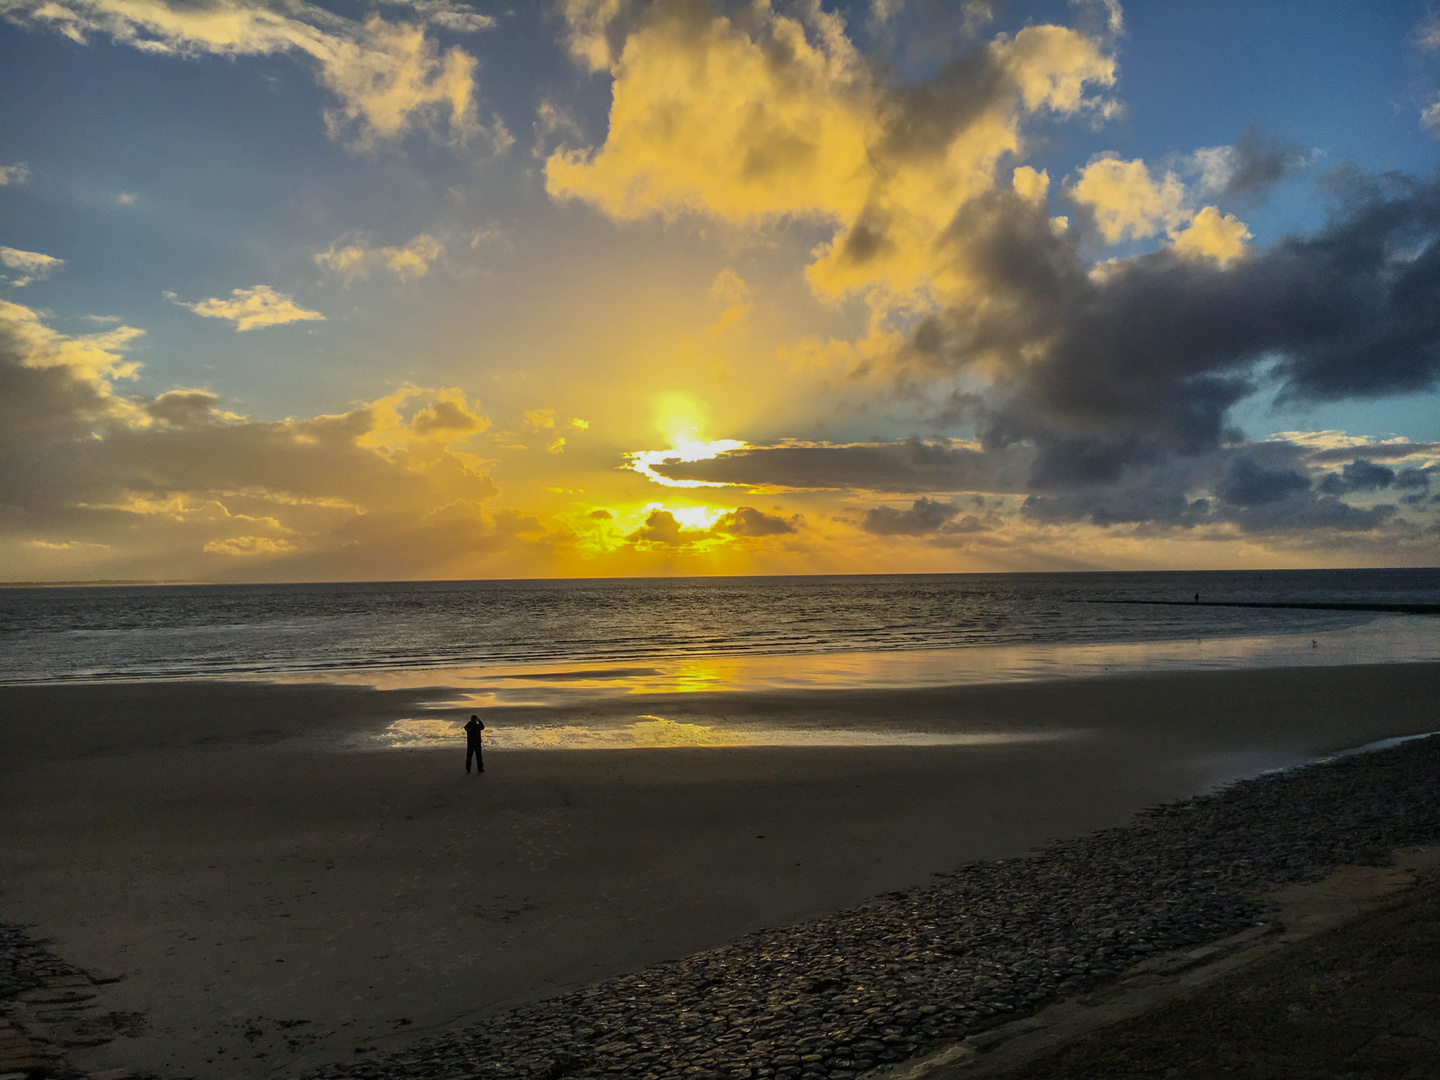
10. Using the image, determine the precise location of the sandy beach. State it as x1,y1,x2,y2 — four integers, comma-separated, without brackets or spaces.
2,663,1438,1077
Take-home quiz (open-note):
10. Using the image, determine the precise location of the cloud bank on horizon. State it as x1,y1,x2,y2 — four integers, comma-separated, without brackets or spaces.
0,0,1437,580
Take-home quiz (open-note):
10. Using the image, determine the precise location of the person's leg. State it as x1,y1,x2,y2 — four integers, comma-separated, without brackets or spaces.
477,744,484,773
465,746,476,772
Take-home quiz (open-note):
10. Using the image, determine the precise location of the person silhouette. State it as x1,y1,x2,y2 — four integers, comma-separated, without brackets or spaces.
464,714,485,774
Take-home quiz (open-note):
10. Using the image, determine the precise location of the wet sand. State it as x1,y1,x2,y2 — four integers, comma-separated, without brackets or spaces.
1,663,1437,1077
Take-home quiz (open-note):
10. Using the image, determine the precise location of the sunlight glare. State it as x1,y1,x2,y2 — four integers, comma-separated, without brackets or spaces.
628,439,747,487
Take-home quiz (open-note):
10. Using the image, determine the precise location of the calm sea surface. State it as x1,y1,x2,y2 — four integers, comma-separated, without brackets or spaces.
0,569,1436,685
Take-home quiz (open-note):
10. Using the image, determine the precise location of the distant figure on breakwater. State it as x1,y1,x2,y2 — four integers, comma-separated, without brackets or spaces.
1194,592,1200,603
464,714,485,774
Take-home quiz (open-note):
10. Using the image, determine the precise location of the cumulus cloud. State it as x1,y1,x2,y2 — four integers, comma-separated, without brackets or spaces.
557,0,636,73
0,162,30,186
1188,123,1307,201
1067,155,1190,243
545,0,1117,303
0,299,523,580
889,171,1440,511
1424,96,1440,139
1215,455,1309,506
625,504,802,547
315,233,444,282
862,497,959,535
1066,155,1250,263
538,5,1438,557
651,439,1031,493
1314,458,1428,496
625,508,694,546
712,507,799,536
0,246,64,286
1169,205,1251,264
0,0,494,147
170,285,325,331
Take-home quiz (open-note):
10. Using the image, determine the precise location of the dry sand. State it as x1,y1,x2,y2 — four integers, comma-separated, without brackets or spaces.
1,663,1437,1078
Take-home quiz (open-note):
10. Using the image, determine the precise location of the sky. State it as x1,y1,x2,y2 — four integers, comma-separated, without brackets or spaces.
1,0,1438,582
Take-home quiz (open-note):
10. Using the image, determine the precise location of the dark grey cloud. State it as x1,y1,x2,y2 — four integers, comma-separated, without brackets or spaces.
1317,458,1396,495
893,169,1440,507
146,389,223,426
1217,456,1311,505
651,439,1031,492
1306,442,1440,463
1227,496,1398,534
623,506,800,545
627,510,686,545
712,507,799,536
1396,467,1434,490
861,497,958,535
1022,488,1208,528
1219,123,1307,200
1012,438,1428,539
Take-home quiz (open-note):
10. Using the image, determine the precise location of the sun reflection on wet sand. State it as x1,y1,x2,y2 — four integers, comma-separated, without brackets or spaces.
372,716,1078,751
277,614,1437,710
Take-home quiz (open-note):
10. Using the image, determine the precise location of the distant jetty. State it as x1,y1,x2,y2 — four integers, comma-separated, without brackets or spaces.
1082,599,1440,615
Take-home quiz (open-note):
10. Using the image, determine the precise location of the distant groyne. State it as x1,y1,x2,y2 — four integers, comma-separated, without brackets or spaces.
1082,599,1440,615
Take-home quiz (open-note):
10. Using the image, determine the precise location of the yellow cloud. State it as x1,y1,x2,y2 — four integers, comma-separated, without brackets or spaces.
546,4,875,225
992,23,1117,115
0,245,65,286
1,300,520,579
545,2,1116,306
1171,205,1251,265
0,297,143,386
558,0,630,73
315,233,444,282
360,384,489,448
3,0,490,146
0,162,30,186
703,267,751,337
1011,165,1050,202
204,535,297,556
171,285,325,331
1066,155,1189,243
1068,156,1252,265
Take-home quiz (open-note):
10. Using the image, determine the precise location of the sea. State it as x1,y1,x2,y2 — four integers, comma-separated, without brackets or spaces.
1,567,1436,681
1,568,1437,752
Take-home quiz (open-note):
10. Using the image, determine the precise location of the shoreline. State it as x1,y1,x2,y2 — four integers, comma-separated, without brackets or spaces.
2,663,1438,1077
3,606,1434,693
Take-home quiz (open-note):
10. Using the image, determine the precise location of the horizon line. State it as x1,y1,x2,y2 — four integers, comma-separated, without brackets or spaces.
3,566,1437,590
